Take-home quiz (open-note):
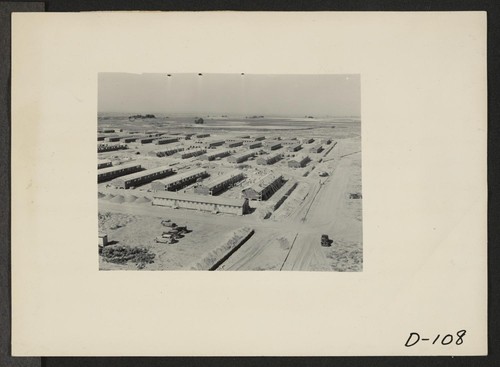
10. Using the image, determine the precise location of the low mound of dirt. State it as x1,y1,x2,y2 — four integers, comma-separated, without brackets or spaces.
188,227,254,270
124,195,138,203
110,195,125,203
135,196,151,204
98,192,105,199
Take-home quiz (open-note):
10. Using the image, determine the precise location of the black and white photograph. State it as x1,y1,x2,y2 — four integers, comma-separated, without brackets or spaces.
11,11,487,356
97,73,362,271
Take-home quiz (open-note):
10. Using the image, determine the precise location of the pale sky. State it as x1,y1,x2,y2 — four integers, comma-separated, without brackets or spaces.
98,73,360,117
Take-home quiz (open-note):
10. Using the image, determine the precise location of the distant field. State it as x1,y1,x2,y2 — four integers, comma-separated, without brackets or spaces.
98,114,359,130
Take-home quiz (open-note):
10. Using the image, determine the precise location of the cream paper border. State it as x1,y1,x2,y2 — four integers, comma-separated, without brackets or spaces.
11,12,487,356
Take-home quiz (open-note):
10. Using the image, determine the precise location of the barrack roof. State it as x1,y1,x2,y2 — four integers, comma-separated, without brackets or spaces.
152,168,207,186
201,170,243,189
150,145,184,154
266,141,282,146
245,174,282,194
154,191,246,207
98,162,141,175
205,149,230,157
113,165,173,182
230,150,256,159
155,136,179,141
260,152,282,160
290,154,310,162
208,139,225,145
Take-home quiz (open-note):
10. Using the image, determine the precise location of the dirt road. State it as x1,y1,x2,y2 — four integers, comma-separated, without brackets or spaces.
279,154,358,270
281,233,330,271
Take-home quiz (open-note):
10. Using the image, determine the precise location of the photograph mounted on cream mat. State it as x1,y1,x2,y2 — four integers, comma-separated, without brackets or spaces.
97,73,362,271
10,11,486,356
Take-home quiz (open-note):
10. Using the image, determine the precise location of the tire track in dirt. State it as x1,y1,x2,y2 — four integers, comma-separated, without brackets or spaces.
281,233,330,271
280,233,299,270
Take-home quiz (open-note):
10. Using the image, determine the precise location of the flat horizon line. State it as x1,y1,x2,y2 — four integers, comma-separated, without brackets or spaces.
98,112,361,118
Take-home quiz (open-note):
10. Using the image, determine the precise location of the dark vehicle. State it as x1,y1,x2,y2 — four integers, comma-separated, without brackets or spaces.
176,225,188,232
321,234,331,247
163,230,183,236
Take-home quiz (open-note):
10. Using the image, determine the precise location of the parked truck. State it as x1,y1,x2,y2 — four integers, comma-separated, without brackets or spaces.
321,234,331,247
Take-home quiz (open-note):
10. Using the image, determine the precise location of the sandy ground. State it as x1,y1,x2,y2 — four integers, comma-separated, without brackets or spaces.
98,117,362,271
98,209,238,270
